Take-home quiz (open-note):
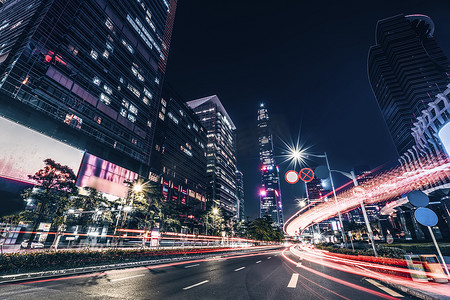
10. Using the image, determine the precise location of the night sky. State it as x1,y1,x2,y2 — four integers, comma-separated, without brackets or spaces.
164,0,450,220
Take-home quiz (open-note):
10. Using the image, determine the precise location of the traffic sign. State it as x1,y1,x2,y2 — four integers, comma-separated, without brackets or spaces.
285,170,299,184
407,190,429,207
299,168,314,182
414,207,438,227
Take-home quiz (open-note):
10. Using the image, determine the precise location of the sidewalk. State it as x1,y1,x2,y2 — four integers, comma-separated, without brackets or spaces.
381,256,450,300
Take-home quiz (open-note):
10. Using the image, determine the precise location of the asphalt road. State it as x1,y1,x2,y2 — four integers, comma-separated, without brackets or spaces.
0,247,413,300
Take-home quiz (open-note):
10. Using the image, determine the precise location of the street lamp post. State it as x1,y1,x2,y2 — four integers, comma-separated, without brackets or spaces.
331,169,378,256
323,152,349,249
291,150,348,248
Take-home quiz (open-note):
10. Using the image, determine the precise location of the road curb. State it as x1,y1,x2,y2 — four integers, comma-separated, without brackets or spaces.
0,246,281,285
381,280,441,300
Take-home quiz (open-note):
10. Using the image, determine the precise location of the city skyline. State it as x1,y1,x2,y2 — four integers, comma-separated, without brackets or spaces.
165,0,450,220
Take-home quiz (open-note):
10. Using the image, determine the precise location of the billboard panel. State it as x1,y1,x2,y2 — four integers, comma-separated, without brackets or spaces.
0,116,84,184
76,153,138,198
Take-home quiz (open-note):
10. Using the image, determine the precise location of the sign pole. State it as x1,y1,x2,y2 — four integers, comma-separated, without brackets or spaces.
428,226,450,276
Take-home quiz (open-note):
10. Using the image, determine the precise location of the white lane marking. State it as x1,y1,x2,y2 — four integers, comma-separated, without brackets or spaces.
184,264,200,268
287,273,299,288
256,260,262,264
183,280,209,290
267,257,271,259
234,267,246,272
365,279,404,297
110,274,145,282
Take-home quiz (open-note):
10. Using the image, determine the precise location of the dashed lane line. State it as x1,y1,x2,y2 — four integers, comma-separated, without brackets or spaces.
110,274,145,282
287,273,299,288
234,267,245,272
182,280,209,290
256,260,262,264
184,264,200,268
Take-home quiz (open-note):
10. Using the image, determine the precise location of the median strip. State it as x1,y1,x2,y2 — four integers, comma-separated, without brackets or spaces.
182,280,209,290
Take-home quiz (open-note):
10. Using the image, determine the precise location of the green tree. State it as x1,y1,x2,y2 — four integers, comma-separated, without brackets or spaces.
247,215,284,242
25,159,78,248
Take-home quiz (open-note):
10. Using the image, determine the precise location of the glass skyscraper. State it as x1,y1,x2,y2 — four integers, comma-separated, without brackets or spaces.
368,14,450,156
0,0,177,180
187,95,238,217
257,103,283,227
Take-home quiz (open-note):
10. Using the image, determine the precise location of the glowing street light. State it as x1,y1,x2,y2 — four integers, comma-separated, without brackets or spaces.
133,183,143,193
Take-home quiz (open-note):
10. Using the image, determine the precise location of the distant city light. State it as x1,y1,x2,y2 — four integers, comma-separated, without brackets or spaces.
259,189,267,197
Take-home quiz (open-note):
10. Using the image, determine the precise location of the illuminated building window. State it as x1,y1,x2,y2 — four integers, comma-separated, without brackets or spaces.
93,76,101,86
143,96,150,105
103,84,113,95
161,98,167,107
119,77,124,83
161,106,166,113
90,50,98,60
159,112,165,120
129,104,138,115
127,83,140,98
64,114,82,129
120,108,127,117
155,77,160,84
0,22,10,31
106,41,113,52
10,21,22,30
128,114,136,123
99,93,110,105
131,65,144,82
102,50,109,59
167,112,178,124
105,18,114,31
147,120,152,127
68,45,78,55
121,39,134,53
144,87,152,99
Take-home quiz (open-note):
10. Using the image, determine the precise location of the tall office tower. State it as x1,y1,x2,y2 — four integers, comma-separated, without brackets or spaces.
235,170,245,221
150,85,208,226
257,103,284,227
368,14,450,156
187,95,238,217
0,0,178,194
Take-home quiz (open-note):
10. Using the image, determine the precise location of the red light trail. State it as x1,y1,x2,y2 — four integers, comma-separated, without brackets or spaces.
282,245,450,297
285,154,450,235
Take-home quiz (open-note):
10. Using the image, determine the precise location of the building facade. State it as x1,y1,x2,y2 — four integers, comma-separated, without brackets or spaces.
235,170,244,221
257,103,284,227
187,95,238,217
150,85,208,226
0,0,178,194
368,14,450,156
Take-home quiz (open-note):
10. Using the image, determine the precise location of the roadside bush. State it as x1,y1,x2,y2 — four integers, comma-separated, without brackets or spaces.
0,247,234,275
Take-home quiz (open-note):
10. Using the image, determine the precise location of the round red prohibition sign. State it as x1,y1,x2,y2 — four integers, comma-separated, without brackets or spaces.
299,168,314,182
285,170,299,184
